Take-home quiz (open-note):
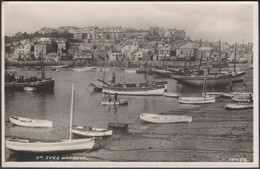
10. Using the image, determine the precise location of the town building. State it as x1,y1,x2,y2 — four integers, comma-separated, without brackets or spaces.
176,42,200,60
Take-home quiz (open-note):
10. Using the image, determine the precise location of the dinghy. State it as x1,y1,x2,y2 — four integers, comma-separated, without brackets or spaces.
163,92,180,98
202,92,223,98
125,69,137,73
9,116,53,128
225,103,253,110
221,92,252,98
178,96,216,104
6,84,95,153
140,113,192,123
101,99,128,106
24,87,36,91
107,123,128,130
232,96,252,103
6,137,95,153
71,125,112,137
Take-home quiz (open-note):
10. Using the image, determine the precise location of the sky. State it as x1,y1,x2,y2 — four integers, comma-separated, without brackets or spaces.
2,2,257,44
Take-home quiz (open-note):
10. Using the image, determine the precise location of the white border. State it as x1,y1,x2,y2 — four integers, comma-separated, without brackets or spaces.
1,1,259,168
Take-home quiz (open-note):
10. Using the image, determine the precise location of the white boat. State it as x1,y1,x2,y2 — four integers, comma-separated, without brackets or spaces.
6,138,95,153
102,85,166,96
125,69,137,73
9,116,53,128
163,92,180,98
71,125,112,137
101,99,128,106
140,113,192,123
222,92,253,98
73,66,96,72
178,96,216,104
24,87,36,91
6,84,95,153
225,103,253,110
232,95,252,103
202,92,223,98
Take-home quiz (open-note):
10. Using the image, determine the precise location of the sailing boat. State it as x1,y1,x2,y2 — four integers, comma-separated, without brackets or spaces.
172,40,232,88
230,43,246,83
102,58,167,96
6,84,95,153
5,51,55,91
178,68,216,104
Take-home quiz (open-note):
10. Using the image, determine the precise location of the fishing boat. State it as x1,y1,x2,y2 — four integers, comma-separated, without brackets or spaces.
9,116,53,128
153,69,172,78
71,125,112,137
163,92,180,98
24,87,36,91
221,92,253,98
5,57,55,92
140,113,192,123
101,99,128,106
102,63,167,96
172,74,232,88
107,123,128,130
225,103,253,110
103,85,165,96
6,84,95,153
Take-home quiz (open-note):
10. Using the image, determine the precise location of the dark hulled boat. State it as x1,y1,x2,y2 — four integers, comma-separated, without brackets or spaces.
5,57,55,92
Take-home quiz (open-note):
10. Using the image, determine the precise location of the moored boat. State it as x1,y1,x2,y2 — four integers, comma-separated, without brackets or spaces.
102,85,165,96
178,96,216,104
5,137,95,153
153,69,172,78
101,99,128,105
71,125,112,137
221,92,253,98
107,123,128,130
24,87,36,91
232,71,245,83
171,74,232,88
232,95,253,103
140,113,192,123
202,92,223,98
225,103,253,110
163,92,180,98
9,116,53,128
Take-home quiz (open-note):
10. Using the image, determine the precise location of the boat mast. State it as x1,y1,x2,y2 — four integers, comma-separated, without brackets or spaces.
234,43,237,72
69,83,75,140
144,58,148,82
40,46,45,80
218,39,221,74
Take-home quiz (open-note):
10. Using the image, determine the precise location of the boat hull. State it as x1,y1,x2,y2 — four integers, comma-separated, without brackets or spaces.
102,86,165,96
71,126,112,137
163,92,180,98
172,74,232,88
153,70,172,78
232,71,245,83
5,78,55,92
6,138,95,153
107,123,128,129
9,117,53,128
178,97,216,104
102,99,128,105
140,113,192,123
225,103,253,110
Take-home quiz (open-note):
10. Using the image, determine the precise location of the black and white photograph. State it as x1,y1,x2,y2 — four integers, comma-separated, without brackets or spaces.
1,1,258,168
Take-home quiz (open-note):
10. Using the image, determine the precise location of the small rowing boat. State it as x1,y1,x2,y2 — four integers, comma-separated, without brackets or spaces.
163,92,180,98
178,96,216,104
107,123,128,130
6,137,95,153
101,99,128,106
140,113,192,123
232,96,252,103
9,116,53,128
24,87,36,91
71,125,112,137
221,92,252,98
225,103,253,110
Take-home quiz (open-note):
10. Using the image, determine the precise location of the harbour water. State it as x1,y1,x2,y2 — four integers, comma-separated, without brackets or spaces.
4,67,253,162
